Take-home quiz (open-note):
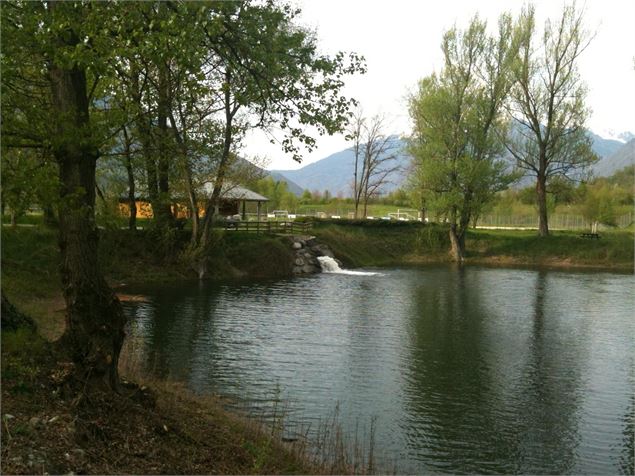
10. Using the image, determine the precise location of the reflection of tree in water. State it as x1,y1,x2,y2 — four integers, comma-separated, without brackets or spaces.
401,268,588,473
136,281,221,387
401,266,505,473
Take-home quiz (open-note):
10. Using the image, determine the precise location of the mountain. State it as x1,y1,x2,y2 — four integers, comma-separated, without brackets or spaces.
272,136,412,197
592,139,635,176
595,129,635,144
271,130,634,196
586,131,624,160
232,156,304,195
268,171,304,196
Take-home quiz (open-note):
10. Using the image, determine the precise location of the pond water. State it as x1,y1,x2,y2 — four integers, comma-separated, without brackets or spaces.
122,266,634,474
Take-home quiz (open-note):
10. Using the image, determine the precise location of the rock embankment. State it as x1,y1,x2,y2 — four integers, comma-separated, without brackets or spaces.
288,236,339,275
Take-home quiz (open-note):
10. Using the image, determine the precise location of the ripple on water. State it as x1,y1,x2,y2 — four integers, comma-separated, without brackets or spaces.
123,267,635,474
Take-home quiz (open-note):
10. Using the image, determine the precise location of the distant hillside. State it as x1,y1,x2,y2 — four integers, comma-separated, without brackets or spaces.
268,171,304,196
232,157,304,195
273,137,412,197
592,139,635,177
271,130,634,196
586,131,624,159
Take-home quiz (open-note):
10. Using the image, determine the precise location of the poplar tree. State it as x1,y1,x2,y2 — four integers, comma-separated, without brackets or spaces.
506,4,597,236
408,15,518,261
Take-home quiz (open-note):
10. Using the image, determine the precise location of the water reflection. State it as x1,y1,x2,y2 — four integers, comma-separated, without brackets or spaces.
122,267,635,474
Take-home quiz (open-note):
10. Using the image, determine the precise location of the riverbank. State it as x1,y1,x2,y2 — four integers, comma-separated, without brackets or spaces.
2,222,632,336
0,227,321,474
1,328,322,474
311,221,635,272
2,222,633,474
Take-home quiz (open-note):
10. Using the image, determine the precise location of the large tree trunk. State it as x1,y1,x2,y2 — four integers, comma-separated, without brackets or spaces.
449,204,467,263
449,224,466,263
49,23,125,392
154,60,174,227
536,171,549,237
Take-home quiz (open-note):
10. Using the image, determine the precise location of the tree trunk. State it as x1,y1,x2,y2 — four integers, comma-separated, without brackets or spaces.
168,112,199,243
154,60,174,227
190,68,236,278
125,161,137,231
43,205,58,227
536,172,549,237
48,22,125,392
449,223,465,263
122,126,136,231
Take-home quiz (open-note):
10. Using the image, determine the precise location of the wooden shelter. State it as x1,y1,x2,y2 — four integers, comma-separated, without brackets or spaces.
118,184,269,221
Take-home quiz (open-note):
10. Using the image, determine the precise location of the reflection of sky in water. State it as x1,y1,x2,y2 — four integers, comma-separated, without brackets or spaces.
122,267,635,474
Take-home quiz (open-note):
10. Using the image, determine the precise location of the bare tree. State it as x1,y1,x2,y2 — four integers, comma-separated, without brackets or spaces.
506,3,597,236
347,112,401,218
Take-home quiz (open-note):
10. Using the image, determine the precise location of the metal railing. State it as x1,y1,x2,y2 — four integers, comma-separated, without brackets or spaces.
216,220,313,235
476,211,634,230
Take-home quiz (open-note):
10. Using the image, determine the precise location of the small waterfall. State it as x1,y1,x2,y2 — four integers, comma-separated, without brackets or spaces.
317,256,379,276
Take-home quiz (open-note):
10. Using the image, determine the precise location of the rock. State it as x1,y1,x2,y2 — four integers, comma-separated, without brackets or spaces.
302,264,318,274
3,414,14,420
292,266,303,274
294,258,305,267
28,416,41,428
72,449,86,458
311,244,335,258
292,242,302,250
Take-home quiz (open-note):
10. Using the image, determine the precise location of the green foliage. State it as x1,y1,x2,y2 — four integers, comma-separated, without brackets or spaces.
408,14,517,251
506,4,597,234
580,183,620,226
415,225,449,252
251,177,298,212
1,149,58,224
300,189,313,204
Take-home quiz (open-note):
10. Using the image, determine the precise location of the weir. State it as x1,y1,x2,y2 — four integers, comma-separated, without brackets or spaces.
317,256,379,276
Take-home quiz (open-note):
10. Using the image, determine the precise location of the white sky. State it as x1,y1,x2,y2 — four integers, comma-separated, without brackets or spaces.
243,0,635,170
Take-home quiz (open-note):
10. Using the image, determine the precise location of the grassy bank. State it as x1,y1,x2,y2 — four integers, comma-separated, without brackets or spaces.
1,225,295,338
312,220,634,271
465,227,634,270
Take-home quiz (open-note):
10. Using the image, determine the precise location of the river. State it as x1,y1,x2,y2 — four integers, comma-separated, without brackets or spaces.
122,265,634,474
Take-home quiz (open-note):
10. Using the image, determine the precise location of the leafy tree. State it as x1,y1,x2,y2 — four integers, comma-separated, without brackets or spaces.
1,149,57,226
300,189,313,204
505,3,597,236
1,1,133,390
580,183,618,228
408,15,518,261
184,1,364,277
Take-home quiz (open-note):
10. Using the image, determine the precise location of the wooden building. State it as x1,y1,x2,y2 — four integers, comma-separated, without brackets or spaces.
119,184,269,221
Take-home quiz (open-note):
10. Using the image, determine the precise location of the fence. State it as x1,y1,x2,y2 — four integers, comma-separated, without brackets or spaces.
476,211,634,230
216,220,313,235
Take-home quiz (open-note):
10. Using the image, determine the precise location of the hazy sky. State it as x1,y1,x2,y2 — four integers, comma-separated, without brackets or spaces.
243,0,635,170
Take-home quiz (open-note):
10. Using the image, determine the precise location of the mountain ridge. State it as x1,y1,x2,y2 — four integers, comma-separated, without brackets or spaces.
271,130,634,196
